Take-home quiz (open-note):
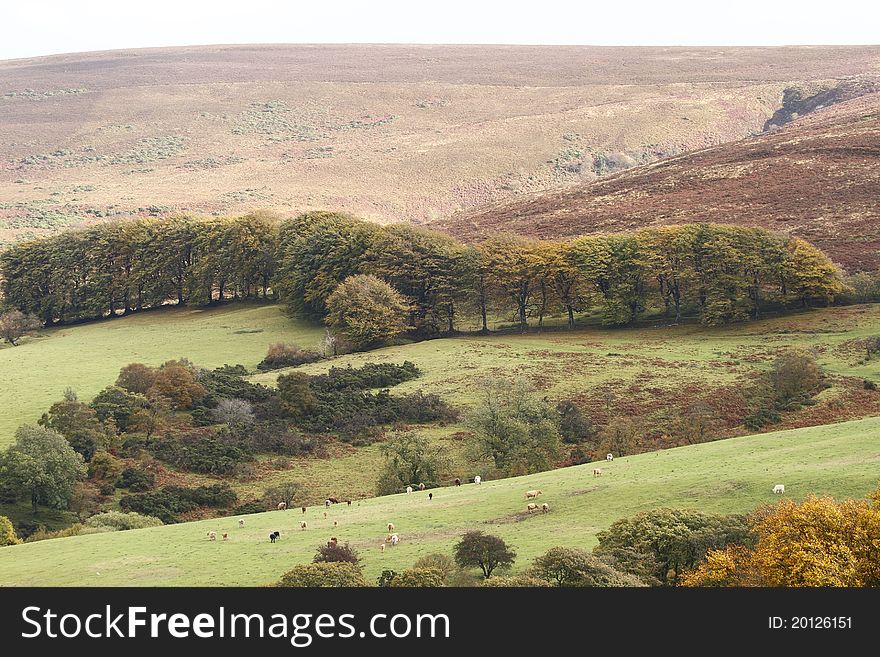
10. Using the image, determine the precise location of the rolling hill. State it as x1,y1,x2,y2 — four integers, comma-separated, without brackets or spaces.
440,89,880,271
1,415,878,586
3,45,880,246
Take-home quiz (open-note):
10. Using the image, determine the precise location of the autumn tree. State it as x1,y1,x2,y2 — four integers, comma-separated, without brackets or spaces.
325,274,410,348
0,515,21,546
0,310,41,346
148,360,205,410
480,235,543,332
116,363,158,395
684,494,880,587
277,562,367,587
596,416,641,457
453,531,516,579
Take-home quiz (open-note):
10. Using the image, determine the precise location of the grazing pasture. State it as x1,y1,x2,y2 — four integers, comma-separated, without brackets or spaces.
0,304,324,447
1,416,878,586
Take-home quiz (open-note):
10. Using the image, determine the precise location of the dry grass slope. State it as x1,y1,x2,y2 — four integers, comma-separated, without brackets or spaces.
442,91,880,271
3,45,880,245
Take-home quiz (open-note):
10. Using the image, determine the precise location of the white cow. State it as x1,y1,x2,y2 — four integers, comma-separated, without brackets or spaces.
474,475,482,485
773,484,785,494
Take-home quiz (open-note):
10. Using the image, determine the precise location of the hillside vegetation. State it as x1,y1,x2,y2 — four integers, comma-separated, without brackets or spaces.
442,91,880,271
0,304,324,447
1,415,877,586
3,45,880,245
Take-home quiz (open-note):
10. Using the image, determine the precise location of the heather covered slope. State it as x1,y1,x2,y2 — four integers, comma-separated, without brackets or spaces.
441,91,880,271
3,45,880,245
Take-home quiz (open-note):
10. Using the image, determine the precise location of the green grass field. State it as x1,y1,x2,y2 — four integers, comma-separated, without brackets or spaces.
0,303,325,448
2,416,878,586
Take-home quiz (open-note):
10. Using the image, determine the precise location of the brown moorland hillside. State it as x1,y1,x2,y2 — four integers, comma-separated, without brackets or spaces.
2,44,880,246
441,90,880,271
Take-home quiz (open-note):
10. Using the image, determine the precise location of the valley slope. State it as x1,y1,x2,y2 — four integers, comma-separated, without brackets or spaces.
3,45,880,245
441,91,880,271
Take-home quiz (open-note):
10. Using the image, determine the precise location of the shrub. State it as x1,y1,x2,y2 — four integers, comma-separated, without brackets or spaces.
0,515,21,546
149,430,252,474
377,569,397,587
257,343,323,371
481,575,552,587
388,567,445,587
312,362,421,391
277,562,367,587
313,542,360,565
115,467,155,492
119,484,237,524
87,451,124,481
84,511,163,531
530,547,647,587
232,501,265,515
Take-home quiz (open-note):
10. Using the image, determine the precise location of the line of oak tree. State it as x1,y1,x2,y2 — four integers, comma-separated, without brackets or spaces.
0,210,844,332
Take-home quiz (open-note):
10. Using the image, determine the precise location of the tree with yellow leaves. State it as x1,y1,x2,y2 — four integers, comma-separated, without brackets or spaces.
682,492,880,587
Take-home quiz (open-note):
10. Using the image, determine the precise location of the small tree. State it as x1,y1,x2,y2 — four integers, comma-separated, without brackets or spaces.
314,542,360,565
0,425,86,514
325,274,411,348
556,400,596,445
148,360,205,410
0,515,21,546
275,372,318,419
264,481,300,508
389,567,445,587
530,547,646,587
453,531,516,579
467,380,562,475
0,310,41,346
597,416,641,457
277,562,366,587
116,363,158,395
376,431,448,496
213,398,256,429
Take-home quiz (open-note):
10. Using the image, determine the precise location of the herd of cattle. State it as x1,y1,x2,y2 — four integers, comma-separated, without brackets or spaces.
203,455,789,549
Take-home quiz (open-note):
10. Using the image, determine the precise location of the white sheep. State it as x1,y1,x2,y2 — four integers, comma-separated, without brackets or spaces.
593,468,602,476
406,486,413,494
474,475,482,485
541,503,550,514
300,521,308,530
207,531,216,541
527,503,539,513
773,484,785,494
238,519,245,528
387,522,395,532
277,502,287,511
525,490,542,499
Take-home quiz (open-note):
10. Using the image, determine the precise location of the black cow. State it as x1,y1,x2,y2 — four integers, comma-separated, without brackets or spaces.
269,531,280,543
